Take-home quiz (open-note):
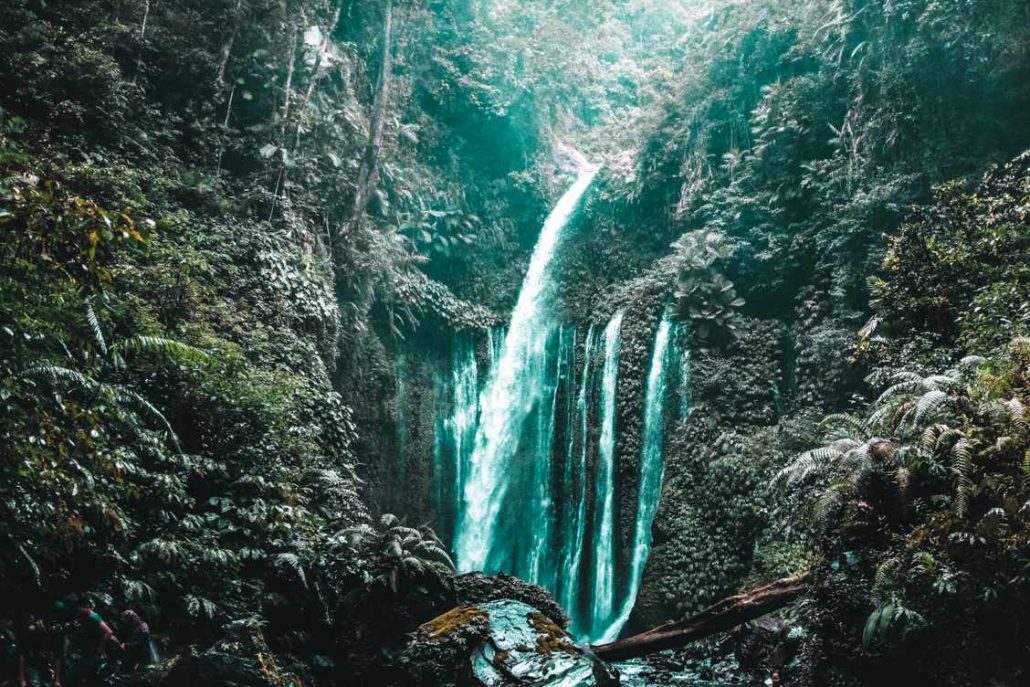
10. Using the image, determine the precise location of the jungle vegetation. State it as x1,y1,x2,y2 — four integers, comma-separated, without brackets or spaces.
0,0,1027,685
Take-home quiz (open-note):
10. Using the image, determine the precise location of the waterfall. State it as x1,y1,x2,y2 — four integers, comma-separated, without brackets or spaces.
432,303,678,642
524,327,567,586
432,331,504,544
559,325,597,633
426,163,680,642
455,168,598,574
445,335,481,542
590,310,624,638
599,310,676,642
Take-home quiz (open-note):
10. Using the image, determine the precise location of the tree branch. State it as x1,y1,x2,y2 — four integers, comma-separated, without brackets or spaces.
591,572,811,662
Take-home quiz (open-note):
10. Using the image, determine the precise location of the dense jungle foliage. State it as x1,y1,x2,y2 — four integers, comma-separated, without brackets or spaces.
0,0,1027,685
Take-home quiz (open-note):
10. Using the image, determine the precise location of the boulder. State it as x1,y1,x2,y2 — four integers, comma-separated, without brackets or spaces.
400,600,617,686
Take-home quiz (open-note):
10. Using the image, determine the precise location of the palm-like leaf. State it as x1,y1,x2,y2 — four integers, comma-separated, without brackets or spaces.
910,389,951,426
952,437,974,517
777,438,863,485
820,413,868,440
85,304,108,355
109,386,183,453
413,541,455,570
112,335,209,363
22,363,99,391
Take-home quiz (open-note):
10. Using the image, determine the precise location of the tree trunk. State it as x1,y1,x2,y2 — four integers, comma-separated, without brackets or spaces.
271,4,341,221
215,0,245,87
280,20,300,137
590,572,811,662
336,0,393,246
291,3,343,152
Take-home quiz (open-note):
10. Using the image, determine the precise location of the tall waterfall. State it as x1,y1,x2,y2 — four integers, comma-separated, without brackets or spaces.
455,168,598,574
600,309,677,641
422,164,683,642
589,310,624,638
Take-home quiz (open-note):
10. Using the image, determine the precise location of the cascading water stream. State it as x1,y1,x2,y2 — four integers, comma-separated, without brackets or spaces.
455,167,599,574
431,332,496,542
597,309,677,642
559,325,597,634
451,339,479,506
590,310,624,638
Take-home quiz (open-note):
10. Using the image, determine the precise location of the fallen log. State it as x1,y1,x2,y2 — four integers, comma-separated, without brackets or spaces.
591,572,811,662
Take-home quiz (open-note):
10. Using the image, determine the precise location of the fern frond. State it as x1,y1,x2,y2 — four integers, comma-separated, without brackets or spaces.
22,364,99,392
952,437,974,518
778,440,862,485
920,424,948,452
112,335,210,363
401,556,425,575
820,413,867,439
840,446,874,473
812,480,850,530
923,374,961,391
893,399,918,431
935,428,964,455
274,552,308,588
867,400,901,432
110,386,182,453
389,526,423,540
875,379,925,406
85,303,108,355
913,389,950,426
776,453,823,486
413,541,455,570
310,469,346,487
872,555,903,601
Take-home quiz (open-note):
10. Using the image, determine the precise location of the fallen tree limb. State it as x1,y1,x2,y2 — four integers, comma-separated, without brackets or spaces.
591,572,811,662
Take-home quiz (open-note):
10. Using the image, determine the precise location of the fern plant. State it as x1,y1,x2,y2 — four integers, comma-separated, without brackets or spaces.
785,350,1028,521
17,303,210,452
337,513,455,592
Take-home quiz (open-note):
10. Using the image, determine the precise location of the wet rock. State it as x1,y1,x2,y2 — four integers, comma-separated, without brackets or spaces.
454,573,570,629
400,600,615,686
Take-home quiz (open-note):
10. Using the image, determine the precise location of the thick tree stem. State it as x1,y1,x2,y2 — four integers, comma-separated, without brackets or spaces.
337,0,393,246
280,20,300,137
216,0,245,87
590,572,811,662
